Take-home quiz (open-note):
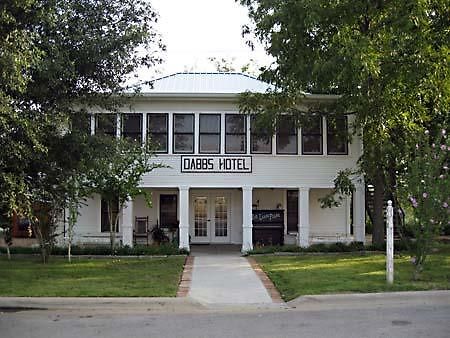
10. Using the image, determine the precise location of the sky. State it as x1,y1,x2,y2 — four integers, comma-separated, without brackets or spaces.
146,0,273,78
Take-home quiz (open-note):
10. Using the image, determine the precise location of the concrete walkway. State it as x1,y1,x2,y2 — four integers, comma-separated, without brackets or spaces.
188,246,274,305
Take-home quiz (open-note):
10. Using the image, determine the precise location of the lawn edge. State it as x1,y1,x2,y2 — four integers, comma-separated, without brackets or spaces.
177,256,194,297
247,256,284,303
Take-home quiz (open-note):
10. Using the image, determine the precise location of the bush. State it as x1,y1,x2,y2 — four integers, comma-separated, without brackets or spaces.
0,243,185,256
248,241,410,255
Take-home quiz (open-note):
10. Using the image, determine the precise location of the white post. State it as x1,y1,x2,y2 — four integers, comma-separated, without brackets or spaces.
298,187,310,248
179,186,190,252
353,184,366,243
122,199,134,247
242,186,253,253
386,200,394,284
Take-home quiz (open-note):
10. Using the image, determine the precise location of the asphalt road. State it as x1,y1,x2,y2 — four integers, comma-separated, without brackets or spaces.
1,292,449,338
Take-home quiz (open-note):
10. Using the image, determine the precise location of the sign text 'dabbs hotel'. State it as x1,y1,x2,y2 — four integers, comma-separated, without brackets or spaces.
181,156,252,173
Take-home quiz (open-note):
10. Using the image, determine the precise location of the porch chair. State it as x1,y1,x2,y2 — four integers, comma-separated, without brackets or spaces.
133,216,149,246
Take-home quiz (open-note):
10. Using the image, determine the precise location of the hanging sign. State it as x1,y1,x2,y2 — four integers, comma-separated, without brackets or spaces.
181,156,252,173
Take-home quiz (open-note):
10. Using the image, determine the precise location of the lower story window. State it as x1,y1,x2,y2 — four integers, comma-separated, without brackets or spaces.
287,190,299,233
101,198,119,232
160,194,178,228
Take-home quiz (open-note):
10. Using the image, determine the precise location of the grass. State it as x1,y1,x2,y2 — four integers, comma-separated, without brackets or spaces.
254,244,450,301
0,256,185,297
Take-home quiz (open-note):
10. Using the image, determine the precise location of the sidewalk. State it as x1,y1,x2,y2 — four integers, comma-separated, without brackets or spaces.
1,290,448,314
288,290,450,311
0,297,206,314
188,252,275,305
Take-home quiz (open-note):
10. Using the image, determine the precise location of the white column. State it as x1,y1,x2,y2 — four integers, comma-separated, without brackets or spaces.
298,187,310,247
122,199,134,247
241,186,253,253
353,184,366,243
179,186,190,251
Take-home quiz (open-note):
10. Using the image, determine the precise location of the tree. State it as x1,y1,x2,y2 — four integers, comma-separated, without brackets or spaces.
0,0,164,261
0,0,46,221
399,129,449,278
87,137,164,253
239,0,450,245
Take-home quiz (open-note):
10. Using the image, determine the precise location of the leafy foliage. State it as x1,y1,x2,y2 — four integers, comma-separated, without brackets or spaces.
398,129,449,277
0,0,164,261
239,0,450,245
87,137,165,253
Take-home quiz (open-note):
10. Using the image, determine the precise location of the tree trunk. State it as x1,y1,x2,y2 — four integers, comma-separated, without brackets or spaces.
108,202,115,254
372,171,385,245
33,223,49,263
67,203,77,263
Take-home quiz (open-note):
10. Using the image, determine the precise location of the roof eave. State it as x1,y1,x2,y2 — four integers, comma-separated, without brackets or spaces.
128,92,340,102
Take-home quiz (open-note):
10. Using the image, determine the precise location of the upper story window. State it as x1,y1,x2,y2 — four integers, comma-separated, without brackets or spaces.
199,114,220,153
95,114,116,137
251,116,272,154
301,116,323,155
173,114,194,153
327,115,348,155
121,114,142,142
276,116,297,154
147,113,168,153
225,114,246,154
71,111,91,134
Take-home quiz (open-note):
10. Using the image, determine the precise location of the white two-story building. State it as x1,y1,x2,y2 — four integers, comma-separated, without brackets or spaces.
70,72,365,252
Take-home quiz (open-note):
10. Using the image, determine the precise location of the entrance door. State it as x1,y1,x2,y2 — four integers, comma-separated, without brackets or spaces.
191,193,231,243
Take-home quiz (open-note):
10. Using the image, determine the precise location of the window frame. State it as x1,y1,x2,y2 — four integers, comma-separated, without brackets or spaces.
276,116,298,155
121,113,142,142
199,113,221,154
147,113,169,153
225,114,247,154
326,115,349,155
301,116,323,155
173,113,195,154
250,116,273,154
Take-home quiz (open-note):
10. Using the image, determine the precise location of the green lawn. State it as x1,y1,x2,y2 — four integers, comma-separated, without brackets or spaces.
254,246,450,301
0,256,185,297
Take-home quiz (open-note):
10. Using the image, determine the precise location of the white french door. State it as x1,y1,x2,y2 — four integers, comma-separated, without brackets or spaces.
191,192,231,243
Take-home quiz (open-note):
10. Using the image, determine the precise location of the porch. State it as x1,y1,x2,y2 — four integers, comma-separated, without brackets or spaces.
117,185,365,252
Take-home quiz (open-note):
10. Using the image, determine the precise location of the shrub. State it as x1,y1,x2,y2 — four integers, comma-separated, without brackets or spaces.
0,243,185,256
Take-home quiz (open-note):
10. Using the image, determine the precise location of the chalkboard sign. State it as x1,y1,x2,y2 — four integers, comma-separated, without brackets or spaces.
252,210,284,225
252,209,284,245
